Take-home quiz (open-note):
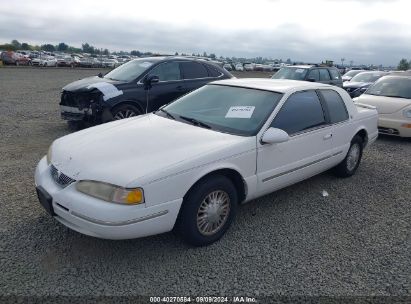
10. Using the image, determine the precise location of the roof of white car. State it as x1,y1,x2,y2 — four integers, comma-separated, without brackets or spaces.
212,78,331,93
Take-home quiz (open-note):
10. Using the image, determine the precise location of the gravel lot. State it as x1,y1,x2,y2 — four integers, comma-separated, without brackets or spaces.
0,67,410,301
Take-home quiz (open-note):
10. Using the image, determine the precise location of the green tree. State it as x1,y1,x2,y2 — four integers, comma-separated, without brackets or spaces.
11,40,21,48
209,53,216,59
82,43,95,54
41,44,55,52
130,50,141,56
103,49,110,56
21,43,30,50
397,58,409,71
0,44,16,51
57,42,68,52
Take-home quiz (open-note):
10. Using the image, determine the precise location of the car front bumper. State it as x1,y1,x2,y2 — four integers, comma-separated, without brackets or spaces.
34,157,183,240
378,115,411,137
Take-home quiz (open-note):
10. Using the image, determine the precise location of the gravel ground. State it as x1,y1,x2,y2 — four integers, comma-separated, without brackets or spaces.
0,67,410,301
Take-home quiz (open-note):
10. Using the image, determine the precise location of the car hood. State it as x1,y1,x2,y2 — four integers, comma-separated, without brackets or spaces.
355,94,411,114
51,114,253,187
62,76,124,92
343,81,371,89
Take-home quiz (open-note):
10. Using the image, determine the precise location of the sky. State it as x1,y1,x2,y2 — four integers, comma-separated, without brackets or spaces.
0,0,410,66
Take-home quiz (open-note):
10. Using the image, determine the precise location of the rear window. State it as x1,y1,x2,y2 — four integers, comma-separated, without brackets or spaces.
181,62,209,79
319,90,349,123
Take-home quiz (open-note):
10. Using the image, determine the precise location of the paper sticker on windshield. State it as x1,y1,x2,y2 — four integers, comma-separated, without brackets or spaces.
225,106,255,118
139,62,153,68
87,82,123,101
295,69,305,73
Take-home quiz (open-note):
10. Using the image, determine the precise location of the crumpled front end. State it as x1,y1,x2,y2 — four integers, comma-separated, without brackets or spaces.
60,90,103,122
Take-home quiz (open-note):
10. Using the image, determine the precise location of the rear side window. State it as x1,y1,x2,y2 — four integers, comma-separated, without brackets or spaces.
271,90,326,135
329,69,341,80
319,69,331,81
181,62,209,79
307,69,320,81
206,64,223,77
320,90,349,123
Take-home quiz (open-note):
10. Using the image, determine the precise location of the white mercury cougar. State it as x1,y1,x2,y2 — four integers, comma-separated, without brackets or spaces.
35,79,378,246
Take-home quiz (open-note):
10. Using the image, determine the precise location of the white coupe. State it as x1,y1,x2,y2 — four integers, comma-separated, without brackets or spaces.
35,79,378,246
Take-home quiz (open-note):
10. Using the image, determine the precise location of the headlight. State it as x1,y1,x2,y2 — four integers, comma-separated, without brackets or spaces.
76,180,144,205
403,109,411,118
46,144,52,165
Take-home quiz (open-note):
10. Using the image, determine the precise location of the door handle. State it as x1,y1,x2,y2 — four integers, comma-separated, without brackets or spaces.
176,85,184,91
323,134,333,140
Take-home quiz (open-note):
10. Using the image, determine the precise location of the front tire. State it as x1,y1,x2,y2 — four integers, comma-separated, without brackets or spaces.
177,175,238,246
333,135,363,177
111,104,141,120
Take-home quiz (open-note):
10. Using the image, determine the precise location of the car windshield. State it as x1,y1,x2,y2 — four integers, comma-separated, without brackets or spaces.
104,59,158,82
160,85,283,136
343,70,364,77
351,73,384,83
366,77,411,99
271,67,308,80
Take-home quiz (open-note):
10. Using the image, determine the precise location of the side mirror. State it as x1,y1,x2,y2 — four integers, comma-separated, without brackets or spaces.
261,127,289,144
97,72,103,78
144,75,159,90
307,78,316,82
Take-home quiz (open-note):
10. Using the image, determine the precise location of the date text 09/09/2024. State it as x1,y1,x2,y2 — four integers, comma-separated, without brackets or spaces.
149,296,257,303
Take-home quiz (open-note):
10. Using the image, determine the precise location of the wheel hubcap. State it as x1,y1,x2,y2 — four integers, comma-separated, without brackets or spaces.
197,190,230,236
347,143,360,171
114,109,137,120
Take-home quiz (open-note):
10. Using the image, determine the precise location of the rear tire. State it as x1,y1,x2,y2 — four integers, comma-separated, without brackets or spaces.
177,175,238,246
333,135,363,177
111,104,141,120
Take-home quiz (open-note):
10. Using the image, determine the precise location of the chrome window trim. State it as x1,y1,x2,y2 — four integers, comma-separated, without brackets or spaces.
137,61,224,84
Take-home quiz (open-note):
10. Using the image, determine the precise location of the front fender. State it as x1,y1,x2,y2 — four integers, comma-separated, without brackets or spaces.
140,149,257,208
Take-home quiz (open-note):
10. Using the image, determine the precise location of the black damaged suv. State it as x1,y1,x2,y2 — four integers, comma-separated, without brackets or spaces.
60,56,233,128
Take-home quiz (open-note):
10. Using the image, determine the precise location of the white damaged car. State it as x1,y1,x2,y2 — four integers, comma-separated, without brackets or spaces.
35,79,378,246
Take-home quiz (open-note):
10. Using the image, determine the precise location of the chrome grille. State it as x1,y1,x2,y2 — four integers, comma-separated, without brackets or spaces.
378,127,399,135
50,165,75,187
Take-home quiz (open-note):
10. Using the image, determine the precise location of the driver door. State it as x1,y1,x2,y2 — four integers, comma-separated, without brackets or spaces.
145,61,185,111
256,90,335,196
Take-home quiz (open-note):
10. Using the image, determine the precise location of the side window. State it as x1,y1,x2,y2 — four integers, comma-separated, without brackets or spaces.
271,91,326,135
319,90,349,123
329,69,341,80
307,69,320,81
319,69,331,81
148,62,181,81
181,62,209,79
206,64,223,77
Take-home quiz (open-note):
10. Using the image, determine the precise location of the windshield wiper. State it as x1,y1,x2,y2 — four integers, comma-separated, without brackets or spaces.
159,108,175,120
179,115,211,129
